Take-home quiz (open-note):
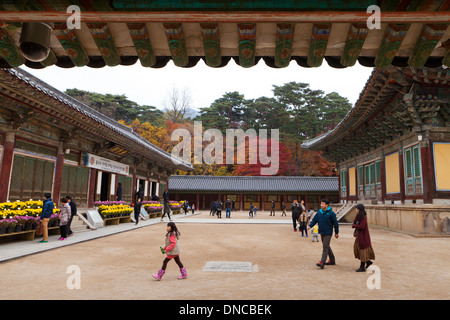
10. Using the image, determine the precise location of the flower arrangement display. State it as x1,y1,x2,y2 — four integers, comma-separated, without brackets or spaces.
142,201,163,213
94,201,127,206
169,201,182,210
97,204,133,219
0,200,59,234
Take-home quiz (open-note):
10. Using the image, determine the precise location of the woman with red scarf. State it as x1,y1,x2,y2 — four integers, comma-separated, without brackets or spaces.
352,204,375,272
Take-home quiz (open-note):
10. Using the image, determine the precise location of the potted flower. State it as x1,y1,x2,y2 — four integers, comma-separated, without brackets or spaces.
6,219,16,234
0,219,7,235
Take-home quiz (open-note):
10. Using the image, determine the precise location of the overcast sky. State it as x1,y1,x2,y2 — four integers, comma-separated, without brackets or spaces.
22,59,374,111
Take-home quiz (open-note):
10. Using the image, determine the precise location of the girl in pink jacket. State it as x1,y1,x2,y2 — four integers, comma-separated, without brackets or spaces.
153,222,187,280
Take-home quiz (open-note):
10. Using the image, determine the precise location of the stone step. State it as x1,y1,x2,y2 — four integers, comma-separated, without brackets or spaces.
69,215,91,233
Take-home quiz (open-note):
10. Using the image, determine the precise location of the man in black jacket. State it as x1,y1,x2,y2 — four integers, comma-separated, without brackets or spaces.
66,195,77,237
291,200,301,232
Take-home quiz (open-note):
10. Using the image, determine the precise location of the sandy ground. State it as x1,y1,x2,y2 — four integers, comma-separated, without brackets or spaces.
0,210,449,300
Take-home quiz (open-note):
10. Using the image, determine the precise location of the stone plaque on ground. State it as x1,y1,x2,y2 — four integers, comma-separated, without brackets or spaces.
202,261,258,272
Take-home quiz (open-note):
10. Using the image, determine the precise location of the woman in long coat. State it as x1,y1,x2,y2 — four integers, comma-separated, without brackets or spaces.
352,204,375,272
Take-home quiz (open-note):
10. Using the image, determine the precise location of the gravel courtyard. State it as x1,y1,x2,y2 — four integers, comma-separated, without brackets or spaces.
0,211,448,300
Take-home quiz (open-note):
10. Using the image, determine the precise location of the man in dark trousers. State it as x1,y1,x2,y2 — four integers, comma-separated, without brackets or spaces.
116,183,123,201
161,188,172,221
308,199,339,269
66,195,77,237
290,200,301,231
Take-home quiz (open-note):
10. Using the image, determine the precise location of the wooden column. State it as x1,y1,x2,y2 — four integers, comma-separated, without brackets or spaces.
88,168,97,208
260,192,264,211
196,192,200,211
380,158,386,204
131,166,137,205
421,145,434,204
0,131,15,202
52,145,65,206
240,192,244,211
399,149,406,204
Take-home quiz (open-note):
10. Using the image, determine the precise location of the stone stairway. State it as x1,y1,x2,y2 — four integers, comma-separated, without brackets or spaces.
69,215,91,233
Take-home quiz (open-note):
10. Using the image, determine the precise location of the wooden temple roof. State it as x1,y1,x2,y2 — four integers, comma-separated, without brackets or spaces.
0,0,449,69
301,65,450,162
0,67,193,172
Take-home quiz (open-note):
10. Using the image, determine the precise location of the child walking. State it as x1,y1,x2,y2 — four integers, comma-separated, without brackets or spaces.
153,222,187,280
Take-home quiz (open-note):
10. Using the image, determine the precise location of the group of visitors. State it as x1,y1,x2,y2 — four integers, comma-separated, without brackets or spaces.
38,193,77,243
209,198,232,218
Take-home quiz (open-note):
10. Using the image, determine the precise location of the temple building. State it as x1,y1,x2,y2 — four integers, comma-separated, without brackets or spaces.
169,175,338,211
0,67,192,207
302,66,450,236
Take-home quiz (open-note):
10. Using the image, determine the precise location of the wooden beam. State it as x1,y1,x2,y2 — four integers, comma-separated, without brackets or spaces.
0,10,449,24
237,23,256,68
163,23,188,67
126,23,156,67
408,23,448,67
0,28,25,67
86,22,120,66
53,23,90,67
274,23,294,68
307,23,331,67
200,23,221,67
340,23,368,67
375,23,410,69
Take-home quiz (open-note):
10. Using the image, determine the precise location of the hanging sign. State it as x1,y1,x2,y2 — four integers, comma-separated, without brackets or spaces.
81,152,129,175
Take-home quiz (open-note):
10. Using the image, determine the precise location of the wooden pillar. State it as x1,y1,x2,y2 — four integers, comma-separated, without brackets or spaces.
240,192,243,211
421,144,434,204
0,131,15,202
132,166,137,205
88,168,97,208
260,192,264,211
380,158,386,204
196,192,200,210
399,149,406,204
52,145,65,206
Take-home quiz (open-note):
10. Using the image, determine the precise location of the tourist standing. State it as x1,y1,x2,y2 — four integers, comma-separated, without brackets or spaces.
116,183,123,201
298,209,309,237
153,222,187,280
352,204,375,272
249,203,254,218
191,203,195,214
225,198,232,218
39,193,54,243
66,195,77,237
270,201,275,216
308,199,339,269
210,200,216,216
291,200,301,231
58,197,71,241
134,198,142,225
161,188,172,221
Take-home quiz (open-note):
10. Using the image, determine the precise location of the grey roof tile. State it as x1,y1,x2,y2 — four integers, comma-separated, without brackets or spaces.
169,175,338,192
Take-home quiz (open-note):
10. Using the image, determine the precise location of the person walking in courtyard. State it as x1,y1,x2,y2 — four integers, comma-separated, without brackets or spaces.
210,200,216,216
352,204,375,272
191,203,195,214
38,193,54,243
249,203,254,218
58,197,71,241
153,222,187,280
161,188,172,221
281,201,286,216
308,199,339,269
216,200,222,219
291,200,301,231
270,201,275,216
134,198,142,225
